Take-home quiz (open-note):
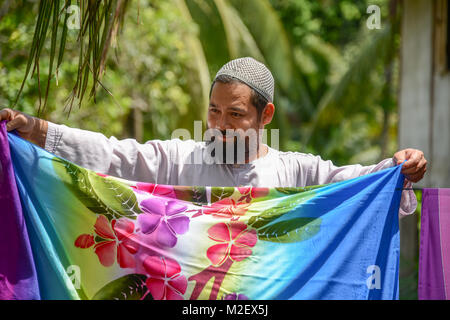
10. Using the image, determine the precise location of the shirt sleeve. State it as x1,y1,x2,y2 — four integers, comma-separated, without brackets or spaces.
303,154,417,216
44,121,175,183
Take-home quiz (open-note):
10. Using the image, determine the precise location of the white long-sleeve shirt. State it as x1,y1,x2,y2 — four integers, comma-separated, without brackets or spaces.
44,121,417,215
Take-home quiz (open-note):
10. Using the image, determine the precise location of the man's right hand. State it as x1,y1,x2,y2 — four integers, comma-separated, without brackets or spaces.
0,108,48,148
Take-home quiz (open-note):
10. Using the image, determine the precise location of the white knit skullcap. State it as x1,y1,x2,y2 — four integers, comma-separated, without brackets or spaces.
213,57,274,102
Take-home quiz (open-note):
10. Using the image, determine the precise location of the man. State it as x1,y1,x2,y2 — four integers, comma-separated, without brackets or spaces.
1,57,427,214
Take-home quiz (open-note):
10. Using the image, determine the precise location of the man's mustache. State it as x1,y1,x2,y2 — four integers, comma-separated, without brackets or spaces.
205,129,246,141
206,132,243,145
201,127,262,164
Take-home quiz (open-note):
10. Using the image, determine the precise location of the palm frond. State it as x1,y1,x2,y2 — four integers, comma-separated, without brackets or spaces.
303,24,393,146
227,0,315,116
213,0,264,61
15,0,131,116
176,0,211,118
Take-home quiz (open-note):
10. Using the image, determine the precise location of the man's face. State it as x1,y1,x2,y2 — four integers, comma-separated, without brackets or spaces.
208,81,263,138
207,81,267,163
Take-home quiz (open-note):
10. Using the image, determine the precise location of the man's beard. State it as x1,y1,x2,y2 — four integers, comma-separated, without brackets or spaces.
205,129,260,164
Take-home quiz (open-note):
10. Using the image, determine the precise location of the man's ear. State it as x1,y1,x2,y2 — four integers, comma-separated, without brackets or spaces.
262,103,275,126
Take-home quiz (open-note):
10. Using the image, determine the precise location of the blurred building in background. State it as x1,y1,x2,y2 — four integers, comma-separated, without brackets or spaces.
400,0,449,188
399,0,449,293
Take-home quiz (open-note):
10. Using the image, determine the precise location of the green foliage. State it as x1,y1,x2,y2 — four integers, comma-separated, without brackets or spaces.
12,0,133,114
269,0,399,164
0,0,205,141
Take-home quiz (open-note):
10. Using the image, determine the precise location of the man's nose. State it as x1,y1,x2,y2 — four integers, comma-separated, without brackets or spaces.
216,114,233,131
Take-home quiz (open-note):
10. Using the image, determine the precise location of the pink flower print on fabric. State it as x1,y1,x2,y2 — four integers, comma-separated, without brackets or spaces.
143,255,187,300
202,198,250,220
132,183,177,199
206,221,257,266
91,215,139,268
237,187,269,203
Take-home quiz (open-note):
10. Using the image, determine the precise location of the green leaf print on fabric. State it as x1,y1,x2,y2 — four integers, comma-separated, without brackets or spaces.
52,158,142,220
92,274,152,300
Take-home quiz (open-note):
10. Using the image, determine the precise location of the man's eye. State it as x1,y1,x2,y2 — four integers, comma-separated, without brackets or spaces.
231,112,242,117
209,109,219,113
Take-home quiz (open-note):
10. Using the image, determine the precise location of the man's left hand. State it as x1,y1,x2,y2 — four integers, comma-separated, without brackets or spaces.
393,148,427,183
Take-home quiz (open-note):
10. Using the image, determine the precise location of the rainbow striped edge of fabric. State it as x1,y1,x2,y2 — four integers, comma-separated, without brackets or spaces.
419,188,450,300
0,120,404,300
